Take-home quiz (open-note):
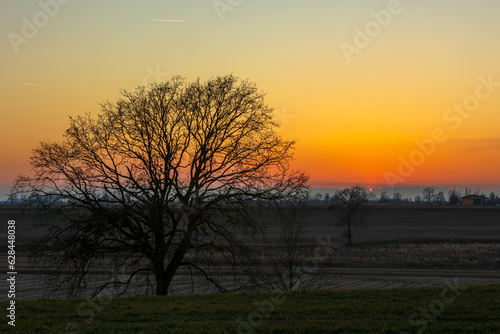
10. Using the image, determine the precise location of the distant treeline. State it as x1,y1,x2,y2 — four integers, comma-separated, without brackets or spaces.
309,187,500,206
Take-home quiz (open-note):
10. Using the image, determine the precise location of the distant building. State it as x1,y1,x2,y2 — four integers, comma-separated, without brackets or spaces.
462,195,486,206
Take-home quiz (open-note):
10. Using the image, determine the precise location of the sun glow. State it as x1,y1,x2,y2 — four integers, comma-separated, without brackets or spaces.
1,1,500,196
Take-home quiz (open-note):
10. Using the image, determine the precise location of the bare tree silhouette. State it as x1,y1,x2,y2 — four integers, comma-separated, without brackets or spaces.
393,192,402,203
423,187,435,204
249,203,326,292
331,186,369,246
448,189,461,205
11,75,309,296
436,191,446,205
379,191,389,203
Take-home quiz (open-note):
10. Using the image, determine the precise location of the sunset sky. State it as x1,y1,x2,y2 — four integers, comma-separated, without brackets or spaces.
1,0,500,198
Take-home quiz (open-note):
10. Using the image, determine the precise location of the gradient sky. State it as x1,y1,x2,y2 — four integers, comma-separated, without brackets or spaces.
1,0,500,198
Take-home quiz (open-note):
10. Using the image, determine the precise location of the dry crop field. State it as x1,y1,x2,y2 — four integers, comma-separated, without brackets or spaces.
1,203,500,252
300,204,500,244
1,204,499,300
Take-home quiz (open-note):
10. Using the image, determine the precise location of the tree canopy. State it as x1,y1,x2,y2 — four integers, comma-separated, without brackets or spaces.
12,75,309,296
331,186,369,245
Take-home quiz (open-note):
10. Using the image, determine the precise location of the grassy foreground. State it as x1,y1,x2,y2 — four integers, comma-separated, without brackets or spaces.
2,285,500,333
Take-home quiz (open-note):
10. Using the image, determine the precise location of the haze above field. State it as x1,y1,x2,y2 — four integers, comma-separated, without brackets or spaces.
1,1,500,193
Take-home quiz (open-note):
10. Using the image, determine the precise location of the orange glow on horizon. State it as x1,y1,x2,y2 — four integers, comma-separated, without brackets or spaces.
1,2,500,194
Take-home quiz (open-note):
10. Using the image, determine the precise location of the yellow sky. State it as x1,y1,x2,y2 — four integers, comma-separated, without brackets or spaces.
1,0,500,196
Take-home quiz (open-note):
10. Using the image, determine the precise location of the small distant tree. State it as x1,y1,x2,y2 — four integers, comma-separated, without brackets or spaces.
324,192,331,203
415,195,422,204
488,192,496,205
379,191,389,203
331,186,369,246
423,187,435,204
314,193,324,203
393,192,402,203
448,189,460,205
436,191,445,205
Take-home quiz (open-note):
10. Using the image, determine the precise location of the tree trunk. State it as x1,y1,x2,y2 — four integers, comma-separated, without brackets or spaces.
156,236,191,295
154,257,168,295
152,228,169,295
347,220,352,246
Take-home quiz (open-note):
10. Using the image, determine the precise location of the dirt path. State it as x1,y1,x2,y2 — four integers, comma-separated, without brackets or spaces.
321,267,500,290
2,267,499,301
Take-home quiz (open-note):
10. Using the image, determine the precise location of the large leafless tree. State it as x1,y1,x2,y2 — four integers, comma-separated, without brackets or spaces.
11,75,308,296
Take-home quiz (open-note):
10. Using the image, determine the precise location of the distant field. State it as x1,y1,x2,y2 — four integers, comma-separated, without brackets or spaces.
1,284,499,333
1,204,499,301
1,204,499,254
0,205,52,243
300,204,500,244
3,204,499,246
